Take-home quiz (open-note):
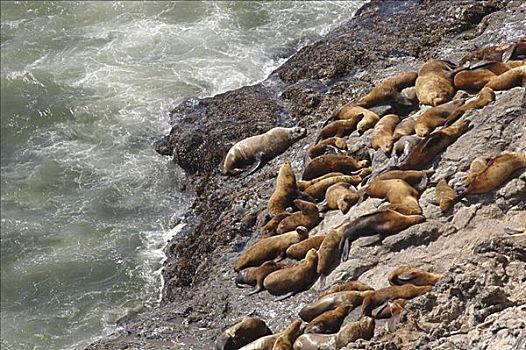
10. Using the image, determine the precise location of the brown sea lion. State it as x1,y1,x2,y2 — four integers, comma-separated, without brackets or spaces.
361,284,433,316
371,114,400,154
240,334,280,350
333,104,369,121
276,200,321,234
317,228,344,289
465,152,526,194
392,116,416,141
299,291,368,322
435,179,458,213
305,174,366,200
286,235,325,260
272,320,303,350
318,117,362,140
304,305,352,334
268,162,298,217
215,316,272,350
484,65,526,91
235,226,308,271
321,182,360,214
464,155,492,187
339,209,425,261
364,179,422,215
297,172,344,191
414,99,465,137
235,261,288,295
357,71,418,108
415,59,457,106
388,266,441,286
444,86,495,126
224,127,306,176
356,109,381,134
260,212,291,238
371,299,406,319
335,317,375,348
375,169,433,187
263,249,319,300
307,137,348,159
453,61,511,92
302,154,369,181
398,119,471,170
459,38,526,64
318,280,374,298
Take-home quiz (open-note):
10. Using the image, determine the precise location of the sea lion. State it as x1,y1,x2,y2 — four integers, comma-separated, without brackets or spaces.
276,199,321,234
414,99,465,137
304,304,351,334
415,59,457,106
307,137,348,159
240,334,280,350
333,104,370,121
297,172,345,191
361,284,433,316
318,280,374,298
321,182,360,214
260,212,291,238
235,226,309,271
356,109,381,134
435,179,458,213
453,61,511,92
286,235,326,260
272,320,303,350
263,248,319,300
317,228,344,289
371,114,400,154
339,209,425,261
302,154,369,181
293,333,335,350
335,317,375,348
484,65,526,91
299,291,368,322
464,152,526,194
459,38,526,64
388,266,441,286
356,71,418,108
235,261,288,295
398,119,471,170
364,178,422,215
304,174,367,200
215,316,272,350
464,155,492,187
224,127,306,176
268,162,298,217
318,117,362,140
371,299,407,319
375,169,433,187
444,87,495,126
392,116,416,142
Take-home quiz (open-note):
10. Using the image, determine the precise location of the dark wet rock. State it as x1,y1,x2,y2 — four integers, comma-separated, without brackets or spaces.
88,1,526,349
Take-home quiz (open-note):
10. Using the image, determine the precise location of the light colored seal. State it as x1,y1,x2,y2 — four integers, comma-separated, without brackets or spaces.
388,266,441,286
268,162,298,217
272,320,303,350
335,317,375,348
260,212,291,238
302,154,369,181
235,261,288,296
317,228,345,289
263,248,319,300
453,61,510,92
297,172,345,191
371,114,400,154
276,199,321,234
321,182,360,214
363,178,423,215
304,173,367,200
304,304,352,334
484,65,526,91
459,38,526,64
235,226,308,271
299,290,368,322
356,71,418,108
286,235,326,260
215,316,272,350
307,137,348,159
318,280,374,298
318,117,361,140
415,59,457,106
240,333,280,350
435,178,458,213
392,116,417,142
361,284,432,316
224,126,306,176
414,99,465,137
445,86,495,126
356,109,381,134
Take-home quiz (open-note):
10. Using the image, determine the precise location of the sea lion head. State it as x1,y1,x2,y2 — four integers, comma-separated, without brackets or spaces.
289,126,307,140
305,248,318,264
295,226,309,239
337,194,355,214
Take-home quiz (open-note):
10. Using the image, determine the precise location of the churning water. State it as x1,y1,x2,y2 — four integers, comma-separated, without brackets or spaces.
0,1,363,349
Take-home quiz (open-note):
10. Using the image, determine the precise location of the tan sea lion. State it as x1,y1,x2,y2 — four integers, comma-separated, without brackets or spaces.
415,59,457,106
318,280,374,298
321,182,360,214
464,155,492,187
293,333,335,350
263,248,319,300
272,319,303,350
318,117,362,140
375,169,433,187
235,261,288,295
435,179,458,213
465,152,526,194
304,174,366,200
333,104,369,121
307,137,348,159
235,226,308,271
453,61,510,92
260,212,291,238
224,127,306,176
445,87,495,126
388,266,441,286
371,114,400,154
392,116,416,141
356,109,381,134
339,209,425,261
276,200,321,234
286,235,326,260
357,71,418,108
371,299,406,319
302,154,369,181
268,162,298,217
240,334,280,350
299,291,368,322
364,178,422,215
304,304,351,334
215,316,272,350
398,119,471,170
414,99,465,137
335,317,375,348
361,284,433,316
317,228,344,289
459,38,526,64
297,172,344,191
484,65,526,91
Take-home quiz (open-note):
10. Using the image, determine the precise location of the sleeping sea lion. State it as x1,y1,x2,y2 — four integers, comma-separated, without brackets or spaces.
318,280,374,298
320,182,360,214
297,172,344,191
392,116,417,142
286,235,326,260
415,59,458,106
304,174,367,200
435,179,458,213
272,320,303,350
240,334,280,350
276,199,321,234
299,290,368,322
318,117,362,141
317,228,344,289
356,71,418,108
304,304,352,334
335,317,375,348
307,137,348,159
268,162,298,217
444,86,495,126
260,212,291,238
364,178,422,215
414,99,465,137
387,266,441,286
302,154,369,181
484,65,526,91
235,261,288,295
361,284,432,316
215,316,272,350
371,114,400,154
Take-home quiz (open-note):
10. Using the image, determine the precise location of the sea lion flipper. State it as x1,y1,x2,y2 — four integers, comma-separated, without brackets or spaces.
393,92,414,107
275,291,295,302
504,227,523,236
415,171,429,193
242,151,265,178
468,59,496,70
247,285,263,296
319,274,327,291
502,45,516,63
317,199,329,213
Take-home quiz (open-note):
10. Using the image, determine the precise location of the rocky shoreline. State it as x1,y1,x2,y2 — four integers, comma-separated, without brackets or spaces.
88,1,526,349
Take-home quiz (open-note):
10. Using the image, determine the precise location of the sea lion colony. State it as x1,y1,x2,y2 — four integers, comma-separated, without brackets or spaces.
217,37,526,350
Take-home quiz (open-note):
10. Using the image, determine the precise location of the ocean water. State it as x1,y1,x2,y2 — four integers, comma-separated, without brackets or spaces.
0,1,364,349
